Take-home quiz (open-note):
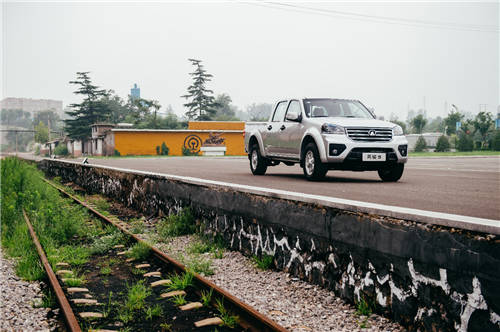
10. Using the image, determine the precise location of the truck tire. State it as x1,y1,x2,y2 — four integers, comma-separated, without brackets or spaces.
302,143,328,181
378,164,404,182
249,143,268,175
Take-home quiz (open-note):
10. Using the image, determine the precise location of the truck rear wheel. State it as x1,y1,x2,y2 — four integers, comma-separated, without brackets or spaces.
302,143,328,181
249,144,267,175
378,164,404,182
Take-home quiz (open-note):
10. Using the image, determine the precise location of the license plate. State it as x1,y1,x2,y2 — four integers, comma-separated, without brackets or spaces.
362,153,386,161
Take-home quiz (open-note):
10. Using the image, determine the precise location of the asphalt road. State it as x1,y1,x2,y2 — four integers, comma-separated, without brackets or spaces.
79,156,499,220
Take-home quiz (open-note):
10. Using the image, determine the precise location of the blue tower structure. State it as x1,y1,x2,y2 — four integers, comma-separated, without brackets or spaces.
131,83,140,100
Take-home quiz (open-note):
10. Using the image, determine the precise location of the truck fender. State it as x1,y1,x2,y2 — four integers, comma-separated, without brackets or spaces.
300,129,328,164
247,132,267,158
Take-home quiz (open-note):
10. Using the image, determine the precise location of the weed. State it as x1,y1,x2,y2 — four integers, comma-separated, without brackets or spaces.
213,248,224,259
127,242,151,261
63,276,86,287
252,254,274,270
89,196,111,213
41,289,56,308
355,295,373,316
215,298,239,328
171,294,187,306
132,268,146,275
125,280,151,312
145,304,163,320
200,288,213,306
102,291,114,318
107,257,119,266
186,255,214,276
90,231,125,255
187,240,212,254
130,220,145,234
167,271,194,291
157,208,196,238
100,266,112,275
159,323,172,332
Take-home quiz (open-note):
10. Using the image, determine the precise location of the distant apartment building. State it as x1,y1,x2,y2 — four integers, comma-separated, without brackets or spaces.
130,83,140,100
1,97,63,117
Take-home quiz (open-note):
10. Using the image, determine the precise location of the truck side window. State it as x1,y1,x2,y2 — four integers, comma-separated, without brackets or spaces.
272,101,288,122
285,100,301,121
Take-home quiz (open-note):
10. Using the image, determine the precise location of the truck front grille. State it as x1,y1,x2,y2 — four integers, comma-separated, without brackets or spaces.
346,128,392,142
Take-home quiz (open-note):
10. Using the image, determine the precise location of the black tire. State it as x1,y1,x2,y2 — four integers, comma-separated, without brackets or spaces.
378,164,404,182
302,143,328,181
249,144,267,175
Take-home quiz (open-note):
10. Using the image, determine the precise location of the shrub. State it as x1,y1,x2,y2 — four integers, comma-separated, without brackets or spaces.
35,145,40,155
157,208,196,238
457,133,474,151
414,135,427,152
54,144,69,156
156,146,161,155
161,142,169,155
491,130,500,151
114,149,121,156
435,135,450,152
182,146,198,156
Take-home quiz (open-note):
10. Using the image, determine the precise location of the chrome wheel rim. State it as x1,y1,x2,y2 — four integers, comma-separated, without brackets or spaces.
251,150,258,170
305,150,315,175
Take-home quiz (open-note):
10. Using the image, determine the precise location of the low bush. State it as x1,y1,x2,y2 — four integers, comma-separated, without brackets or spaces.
457,133,474,151
54,144,69,156
182,146,199,156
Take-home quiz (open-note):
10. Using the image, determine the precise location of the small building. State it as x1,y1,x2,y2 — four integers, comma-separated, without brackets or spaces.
89,123,115,156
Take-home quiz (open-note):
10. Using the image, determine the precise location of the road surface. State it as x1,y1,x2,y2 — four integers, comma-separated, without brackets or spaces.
78,156,499,220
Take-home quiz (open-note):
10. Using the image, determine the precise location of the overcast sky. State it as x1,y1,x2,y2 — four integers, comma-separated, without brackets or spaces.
2,1,499,120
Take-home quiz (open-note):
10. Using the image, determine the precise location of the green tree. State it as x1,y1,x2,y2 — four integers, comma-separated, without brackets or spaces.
472,112,494,149
33,110,60,131
182,59,217,120
64,72,111,139
101,92,133,124
411,114,427,134
435,135,450,152
414,135,427,152
443,110,464,135
214,94,239,120
491,130,500,151
34,121,49,143
246,103,273,121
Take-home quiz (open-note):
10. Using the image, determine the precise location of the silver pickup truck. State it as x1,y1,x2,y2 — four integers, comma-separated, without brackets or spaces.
244,98,408,181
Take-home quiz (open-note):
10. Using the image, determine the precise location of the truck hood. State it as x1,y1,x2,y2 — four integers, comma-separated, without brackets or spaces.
305,117,397,128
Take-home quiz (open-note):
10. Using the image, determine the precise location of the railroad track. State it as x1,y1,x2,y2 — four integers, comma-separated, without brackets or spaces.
23,177,288,332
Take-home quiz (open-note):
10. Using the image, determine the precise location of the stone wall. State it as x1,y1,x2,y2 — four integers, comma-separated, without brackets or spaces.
39,159,500,331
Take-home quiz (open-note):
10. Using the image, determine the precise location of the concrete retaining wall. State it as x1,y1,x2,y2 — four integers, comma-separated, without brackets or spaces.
39,159,500,332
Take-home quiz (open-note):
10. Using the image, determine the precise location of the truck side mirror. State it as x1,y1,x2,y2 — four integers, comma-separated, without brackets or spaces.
286,111,301,122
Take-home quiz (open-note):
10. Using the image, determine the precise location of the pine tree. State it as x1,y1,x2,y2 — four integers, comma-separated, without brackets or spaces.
64,72,111,139
181,59,217,120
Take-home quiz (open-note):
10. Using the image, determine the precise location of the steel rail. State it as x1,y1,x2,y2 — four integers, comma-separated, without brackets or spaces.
43,178,289,332
22,209,82,332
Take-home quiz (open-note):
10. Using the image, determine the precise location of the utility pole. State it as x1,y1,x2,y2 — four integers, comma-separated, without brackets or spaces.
15,131,18,156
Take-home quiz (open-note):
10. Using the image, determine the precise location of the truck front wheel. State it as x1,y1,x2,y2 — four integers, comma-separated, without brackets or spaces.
249,144,268,175
378,164,404,182
302,143,328,181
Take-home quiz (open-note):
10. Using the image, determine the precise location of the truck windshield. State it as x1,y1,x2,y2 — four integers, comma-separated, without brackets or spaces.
303,99,374,119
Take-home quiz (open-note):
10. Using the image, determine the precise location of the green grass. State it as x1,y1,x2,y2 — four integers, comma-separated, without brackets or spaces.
409,150,500,157
157,208,196,238
90,231,126,255
130,220,145,234
63,276,86,287
355,295,373,316
127,242,151,261
252,254,274,270
89,196,111,213
167,271,194,291
200,288,213,306
100,266,112,275
118,281,152,323
170,294,187,306
145,304,163,320
185,255,214,276
215,298,239,328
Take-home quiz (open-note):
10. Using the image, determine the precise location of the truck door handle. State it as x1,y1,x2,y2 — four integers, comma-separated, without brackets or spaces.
267,125,272,130
280,125,286,130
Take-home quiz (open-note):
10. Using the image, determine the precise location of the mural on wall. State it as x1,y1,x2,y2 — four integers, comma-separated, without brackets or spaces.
183,134,202,153
202,132,226,147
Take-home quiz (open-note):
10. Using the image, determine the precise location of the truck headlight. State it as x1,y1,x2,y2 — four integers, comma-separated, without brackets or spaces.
393,125,404,136
321,123,345,135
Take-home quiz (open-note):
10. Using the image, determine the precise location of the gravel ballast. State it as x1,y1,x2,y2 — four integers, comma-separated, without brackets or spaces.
0,251,56,332
154,235,406,332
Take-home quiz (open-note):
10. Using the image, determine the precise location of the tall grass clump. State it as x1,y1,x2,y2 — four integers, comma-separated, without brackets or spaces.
1,158,89,281
157,208,196,238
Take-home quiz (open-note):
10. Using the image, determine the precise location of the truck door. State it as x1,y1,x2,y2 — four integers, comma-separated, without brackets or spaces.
262,101,288,156
279,100,304,159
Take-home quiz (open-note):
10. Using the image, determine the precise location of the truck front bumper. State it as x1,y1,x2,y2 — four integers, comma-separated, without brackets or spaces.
320,134,408,169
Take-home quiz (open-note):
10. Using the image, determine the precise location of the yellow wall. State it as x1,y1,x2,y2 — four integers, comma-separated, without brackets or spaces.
188,121,245,131
114,130,246,156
